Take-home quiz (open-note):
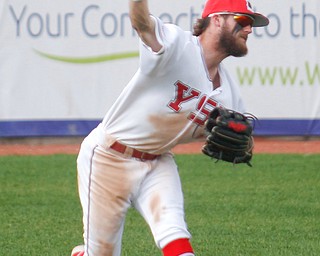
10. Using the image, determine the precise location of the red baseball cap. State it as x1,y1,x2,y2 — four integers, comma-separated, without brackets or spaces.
202,0,269,27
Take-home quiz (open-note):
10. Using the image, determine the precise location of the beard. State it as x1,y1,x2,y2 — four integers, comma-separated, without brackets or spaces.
219,25,248,57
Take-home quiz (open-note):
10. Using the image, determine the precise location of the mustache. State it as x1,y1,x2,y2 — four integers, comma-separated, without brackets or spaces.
232,24,248,41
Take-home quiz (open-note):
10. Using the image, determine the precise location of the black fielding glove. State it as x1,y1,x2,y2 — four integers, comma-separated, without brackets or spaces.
202,108,254,166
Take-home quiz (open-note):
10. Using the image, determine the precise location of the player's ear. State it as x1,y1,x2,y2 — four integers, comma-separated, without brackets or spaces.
210,14,225,28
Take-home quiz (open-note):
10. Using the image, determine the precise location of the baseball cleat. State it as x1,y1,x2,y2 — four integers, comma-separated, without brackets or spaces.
71,245,84,256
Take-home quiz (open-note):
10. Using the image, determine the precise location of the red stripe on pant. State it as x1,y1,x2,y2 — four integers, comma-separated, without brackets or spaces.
162,238,194,256
72,252,84,256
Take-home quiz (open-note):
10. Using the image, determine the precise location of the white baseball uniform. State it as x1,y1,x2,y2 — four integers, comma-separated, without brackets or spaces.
76,16,245,256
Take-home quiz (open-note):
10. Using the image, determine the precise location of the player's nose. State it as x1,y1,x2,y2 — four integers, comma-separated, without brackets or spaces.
242,25,252,34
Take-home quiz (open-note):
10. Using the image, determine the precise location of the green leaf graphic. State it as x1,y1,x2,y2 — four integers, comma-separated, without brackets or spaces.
34,49,139,64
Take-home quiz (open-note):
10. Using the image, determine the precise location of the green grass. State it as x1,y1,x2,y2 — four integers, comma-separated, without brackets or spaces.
0,154,319,255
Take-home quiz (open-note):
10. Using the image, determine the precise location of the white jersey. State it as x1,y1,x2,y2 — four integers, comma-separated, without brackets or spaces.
102,16,245,155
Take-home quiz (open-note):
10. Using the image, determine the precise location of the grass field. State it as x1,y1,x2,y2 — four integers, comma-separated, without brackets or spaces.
0,154,319,256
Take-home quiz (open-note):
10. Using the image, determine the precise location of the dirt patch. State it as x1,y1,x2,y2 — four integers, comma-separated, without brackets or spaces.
0,137,319,156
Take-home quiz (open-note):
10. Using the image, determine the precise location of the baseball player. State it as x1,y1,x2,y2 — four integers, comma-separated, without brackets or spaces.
71,0,269,255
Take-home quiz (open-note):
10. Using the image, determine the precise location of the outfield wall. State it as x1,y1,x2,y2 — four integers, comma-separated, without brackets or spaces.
0,0,319,137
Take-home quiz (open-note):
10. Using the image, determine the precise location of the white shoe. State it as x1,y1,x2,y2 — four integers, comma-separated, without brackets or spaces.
71,245,84,256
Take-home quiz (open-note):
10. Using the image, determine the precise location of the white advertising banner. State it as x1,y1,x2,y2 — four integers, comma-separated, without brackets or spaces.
0,0,319,136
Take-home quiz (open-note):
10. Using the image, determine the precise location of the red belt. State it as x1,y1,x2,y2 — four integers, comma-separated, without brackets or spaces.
110,141,159,160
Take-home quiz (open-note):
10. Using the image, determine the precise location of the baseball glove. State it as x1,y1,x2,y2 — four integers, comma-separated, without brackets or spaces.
202,108,254,166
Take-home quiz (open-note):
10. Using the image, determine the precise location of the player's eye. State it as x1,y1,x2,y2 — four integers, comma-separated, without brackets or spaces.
233,14,254,28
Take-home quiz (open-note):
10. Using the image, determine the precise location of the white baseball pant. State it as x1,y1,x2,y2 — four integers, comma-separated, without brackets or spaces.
76,124,192,255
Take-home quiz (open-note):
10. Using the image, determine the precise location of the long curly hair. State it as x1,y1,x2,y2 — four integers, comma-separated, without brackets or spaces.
193,17,211,36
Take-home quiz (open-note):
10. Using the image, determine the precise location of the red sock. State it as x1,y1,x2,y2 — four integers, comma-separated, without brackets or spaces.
162,238,194,256
73,252,84,256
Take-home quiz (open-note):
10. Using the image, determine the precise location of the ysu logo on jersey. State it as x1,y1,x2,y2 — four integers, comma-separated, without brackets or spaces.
168,80,218,126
